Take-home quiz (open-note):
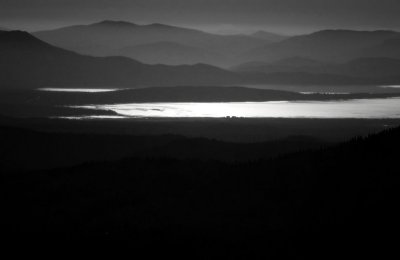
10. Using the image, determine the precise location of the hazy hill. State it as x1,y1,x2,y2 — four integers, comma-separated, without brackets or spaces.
233,56,400,79
341,57,400,77
241,30,400,63
0,30,243,88
359,38,400,59
33,20,269,66
232,57,334,74
251,30,288,42
118,41,228,66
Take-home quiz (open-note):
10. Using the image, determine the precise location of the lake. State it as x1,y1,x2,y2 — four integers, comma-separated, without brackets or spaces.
38,88,120,93
72,97,400,119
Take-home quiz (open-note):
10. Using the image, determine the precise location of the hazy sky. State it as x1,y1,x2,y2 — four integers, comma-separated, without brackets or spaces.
1,0,400,34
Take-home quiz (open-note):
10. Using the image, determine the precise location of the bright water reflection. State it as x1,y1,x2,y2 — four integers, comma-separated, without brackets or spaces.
380,85,400,89
75,97,400,119
39,88,120,93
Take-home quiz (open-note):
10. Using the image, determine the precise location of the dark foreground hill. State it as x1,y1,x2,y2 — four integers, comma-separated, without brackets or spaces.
0,125,325,171
2,125,399,257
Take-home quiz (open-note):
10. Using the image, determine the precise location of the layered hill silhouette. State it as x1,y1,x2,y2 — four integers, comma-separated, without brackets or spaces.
241,30,400,63
233,56,400,79
2,29,400,87
34,20,269,67
232,57,333,73
251,30,288,42
0,30,244,88
32,24,400,68
117,41,228,66
359,38,400,59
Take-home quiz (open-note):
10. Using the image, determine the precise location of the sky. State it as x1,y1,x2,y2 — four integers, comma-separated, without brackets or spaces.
1,0,400,35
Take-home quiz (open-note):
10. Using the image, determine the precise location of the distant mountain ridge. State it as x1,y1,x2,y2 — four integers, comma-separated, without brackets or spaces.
33,20,270,67
118,41,228,66
2,30,400,88
251,30,288,42
241,29,400,63
232,56,400,79
359,38,400,59
0,30,243,88
232,57,331,73
34,23,400,67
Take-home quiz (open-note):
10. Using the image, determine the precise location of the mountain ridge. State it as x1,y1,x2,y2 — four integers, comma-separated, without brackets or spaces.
232,56,400,79
3,30,400,87
241,29,400,63
33,20,270,66
118,41,228,66
0,30,243,88
251,30,288,42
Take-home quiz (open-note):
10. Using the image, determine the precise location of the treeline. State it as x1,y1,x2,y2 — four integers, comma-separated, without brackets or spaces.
2,126,400,257
0,125,325,171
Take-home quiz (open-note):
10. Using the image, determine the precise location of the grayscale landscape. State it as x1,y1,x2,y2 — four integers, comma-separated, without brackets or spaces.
1,0,400,257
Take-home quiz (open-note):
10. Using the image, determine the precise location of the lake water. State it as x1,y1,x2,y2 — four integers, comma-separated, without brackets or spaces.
38,85,400,94
73,97,400,119
39,88,120,93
